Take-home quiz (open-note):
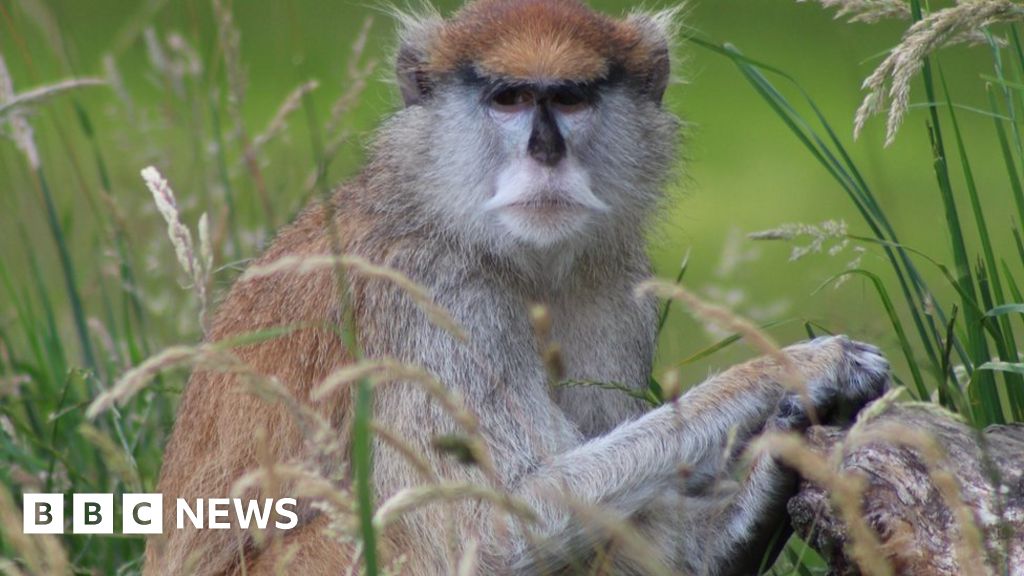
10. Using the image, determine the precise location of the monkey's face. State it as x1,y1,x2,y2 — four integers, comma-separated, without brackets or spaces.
417,76,677,250
480,79,609,246
389,0,679,252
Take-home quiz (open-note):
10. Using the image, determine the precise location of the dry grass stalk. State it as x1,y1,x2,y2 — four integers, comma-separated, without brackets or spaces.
0,28,103,133
245,253,468,341
236,463,354,513
0,558,26,575
305,16,378,190
86,336,290,420
88,316,123,372
166,32,203,80
274,545,303,576
15,0,68,67
754,431,893,575
456,538,480,576
109,0,175,56
373,482,538,533
236,369,347,464
210,0,273,224
0,484,69,575
0,77,106,120
311,358,432,399
371,423,438,482
635,279,807,400
0,53,38,169
252,80,320,153
561,499,676,576
749,219,849,261
103,54,136,118
530,304,565,385
141,166,213,331
86,344,208,417
636,280,789,365
144,27,177,96
798,0,909,23
847,385,908,435
659,367,683,401
232,460,358,568
854,0,1024,144
370,420,465,568
750,219,866,287
78,423,142,492
313,357,496,481
145,28,201,99
211,0,245,115
325,17,377,140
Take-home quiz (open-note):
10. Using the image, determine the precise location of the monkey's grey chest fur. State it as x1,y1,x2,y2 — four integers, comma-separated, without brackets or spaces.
545,284,657,438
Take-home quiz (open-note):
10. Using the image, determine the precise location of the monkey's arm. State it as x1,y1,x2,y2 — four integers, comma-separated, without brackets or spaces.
367,259,887,575
480,338,888,574
608,338,890,576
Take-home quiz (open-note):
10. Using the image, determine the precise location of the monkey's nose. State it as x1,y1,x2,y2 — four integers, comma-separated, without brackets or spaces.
528,103,566,167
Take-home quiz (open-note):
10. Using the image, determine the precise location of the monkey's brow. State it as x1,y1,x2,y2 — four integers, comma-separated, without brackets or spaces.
456,66,612,102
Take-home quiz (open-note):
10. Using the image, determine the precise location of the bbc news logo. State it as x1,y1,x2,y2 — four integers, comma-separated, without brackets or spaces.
23,494,298,534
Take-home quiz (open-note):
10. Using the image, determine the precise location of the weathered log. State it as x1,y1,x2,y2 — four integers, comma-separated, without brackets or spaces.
787,404,1024,575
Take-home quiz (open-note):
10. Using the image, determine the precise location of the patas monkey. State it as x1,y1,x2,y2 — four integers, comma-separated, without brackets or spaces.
147,0,890,574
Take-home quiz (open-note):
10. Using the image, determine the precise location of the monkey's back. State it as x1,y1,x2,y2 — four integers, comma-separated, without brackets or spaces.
146,194,363,575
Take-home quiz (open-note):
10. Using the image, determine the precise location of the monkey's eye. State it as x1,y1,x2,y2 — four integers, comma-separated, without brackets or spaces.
489,88,534,113
550,88,590,114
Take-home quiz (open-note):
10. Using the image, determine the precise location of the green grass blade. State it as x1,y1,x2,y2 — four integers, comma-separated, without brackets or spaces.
941,70,1022,420
986,85,1024,230
1015,227,1024,267
938,306,972,416
943,73,1007,305
353,375,377,575
1003,24,1024,158
657,249,690,336
815,269,927,399
987,304,1024,317
979,361,1024,376
34,167,98,378
19,224,69,390
923,115,998,422
72,101,151,360
673,318,794,368
907,0,999,424
1000,261,1024,306
977,261,1021,420
209,96,244,261
690,36,947,374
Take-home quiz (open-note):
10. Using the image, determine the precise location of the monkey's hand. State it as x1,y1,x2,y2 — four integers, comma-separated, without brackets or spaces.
694,336,890,575
769,335,891,433
669,335,890,494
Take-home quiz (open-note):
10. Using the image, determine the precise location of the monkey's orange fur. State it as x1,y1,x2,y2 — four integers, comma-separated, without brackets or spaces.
147,200,350,574
429,0,662,81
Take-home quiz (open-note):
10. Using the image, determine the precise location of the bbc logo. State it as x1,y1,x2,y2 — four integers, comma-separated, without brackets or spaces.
23,493,162,535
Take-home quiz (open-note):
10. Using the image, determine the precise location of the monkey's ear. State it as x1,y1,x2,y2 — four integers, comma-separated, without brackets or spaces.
625,9,678,105
397,42,434,107
393,11,444,107
646,44,670,105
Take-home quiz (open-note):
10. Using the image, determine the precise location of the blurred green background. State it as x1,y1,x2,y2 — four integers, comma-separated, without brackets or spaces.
0,0,1001,379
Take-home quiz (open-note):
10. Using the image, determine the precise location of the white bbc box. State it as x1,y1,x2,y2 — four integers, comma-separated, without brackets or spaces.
23,493,64,534
122,493,163,534
73,493,114,534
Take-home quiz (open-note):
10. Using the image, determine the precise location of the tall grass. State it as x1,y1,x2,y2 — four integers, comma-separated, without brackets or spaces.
694,0,1024,429
0,0,1020,575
